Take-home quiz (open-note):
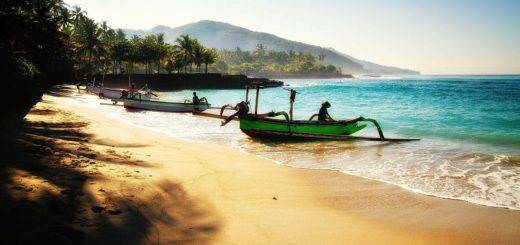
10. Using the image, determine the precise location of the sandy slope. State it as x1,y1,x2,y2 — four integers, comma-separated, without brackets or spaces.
3,88,518,244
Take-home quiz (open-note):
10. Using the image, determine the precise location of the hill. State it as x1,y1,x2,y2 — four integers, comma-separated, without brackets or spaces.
125,20,419,75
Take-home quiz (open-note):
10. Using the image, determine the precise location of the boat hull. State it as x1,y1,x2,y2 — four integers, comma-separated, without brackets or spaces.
86,86,152,100
239,116,366,140
99,88,125,100
123,99,210,112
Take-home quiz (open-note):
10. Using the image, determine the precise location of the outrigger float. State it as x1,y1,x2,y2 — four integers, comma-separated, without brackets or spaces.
220,84,419,142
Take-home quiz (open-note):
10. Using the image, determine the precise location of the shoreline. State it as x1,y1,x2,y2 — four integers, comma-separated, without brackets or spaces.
7,87,520,243
85,92,519,212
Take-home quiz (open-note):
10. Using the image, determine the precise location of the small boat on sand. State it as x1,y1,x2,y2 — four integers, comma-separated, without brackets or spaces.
86,85,154,100
221,84,418,142
122,97,210,112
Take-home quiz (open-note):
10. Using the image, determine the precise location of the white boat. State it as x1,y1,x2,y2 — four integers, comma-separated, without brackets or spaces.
122,98,211,112
86,85,153,100
99,87,125,100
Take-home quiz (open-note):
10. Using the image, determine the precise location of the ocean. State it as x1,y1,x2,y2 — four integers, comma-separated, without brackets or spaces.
73,75,520,210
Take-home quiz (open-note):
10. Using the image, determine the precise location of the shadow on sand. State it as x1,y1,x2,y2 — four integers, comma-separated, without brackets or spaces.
0,95,220,244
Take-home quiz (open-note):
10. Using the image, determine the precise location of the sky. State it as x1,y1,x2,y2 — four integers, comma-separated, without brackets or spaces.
64,0,520,75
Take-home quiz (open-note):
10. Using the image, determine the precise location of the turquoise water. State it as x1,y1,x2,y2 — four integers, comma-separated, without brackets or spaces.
169,75,520,154
74,75,520,209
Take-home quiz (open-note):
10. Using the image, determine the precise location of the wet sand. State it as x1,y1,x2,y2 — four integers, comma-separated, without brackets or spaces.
1,87,519,244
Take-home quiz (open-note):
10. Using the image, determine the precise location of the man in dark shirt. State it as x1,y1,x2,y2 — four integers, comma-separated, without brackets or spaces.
192,92,200,105
318,101,333,122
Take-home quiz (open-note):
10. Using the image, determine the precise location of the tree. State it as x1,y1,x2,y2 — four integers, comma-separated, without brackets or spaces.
213,47,337,75
192,42,204,72
173,55,187,73
201,48,218,73
115,29,126,41
1,0,73,123
213,60,228,73
139,35,157,76
70,5,86,27
175,34,195,73
153,33,168,74
123,35,142,84
253,43,266,57
164,45,183,74
109,40,130,75
325,64,337,73
74,18,104,81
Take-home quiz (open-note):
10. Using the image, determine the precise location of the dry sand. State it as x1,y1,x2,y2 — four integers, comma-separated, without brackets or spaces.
2,87,519,244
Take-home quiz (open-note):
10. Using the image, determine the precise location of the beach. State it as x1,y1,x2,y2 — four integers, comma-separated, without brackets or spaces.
2,87,519,244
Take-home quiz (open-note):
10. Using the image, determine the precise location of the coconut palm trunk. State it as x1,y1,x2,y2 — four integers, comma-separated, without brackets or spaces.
87,50,92,82
102,61,107,87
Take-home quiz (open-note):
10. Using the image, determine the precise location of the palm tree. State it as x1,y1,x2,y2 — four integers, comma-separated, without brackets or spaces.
97,24,115,84
123,36,142,86
171,45,188,73
70,5,86,27
201,48,218,73
192,42,204,72
138,35,157,77
154,34,168,74
173,55,187,73
98,50,110,86
175,34,195,73
164,59,174,74
75,18,105,81
115,29,126,41
108,29,127,74
109,40,129,75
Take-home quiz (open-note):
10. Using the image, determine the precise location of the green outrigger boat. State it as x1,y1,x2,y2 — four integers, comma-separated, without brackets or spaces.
221,84,418,142
240,115,375,140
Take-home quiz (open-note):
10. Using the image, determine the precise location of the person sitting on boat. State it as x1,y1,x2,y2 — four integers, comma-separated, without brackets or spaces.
192,92,200,105
144,83,152,96
318,101,334,122
129,83,136,98
141,83,157,98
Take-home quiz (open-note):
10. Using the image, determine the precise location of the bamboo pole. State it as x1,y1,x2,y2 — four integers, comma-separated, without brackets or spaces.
245,85,249,102
289,89,296,121
254,85,259,114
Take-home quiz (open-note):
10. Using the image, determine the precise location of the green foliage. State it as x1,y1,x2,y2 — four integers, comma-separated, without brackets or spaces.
217,46,339,75
1,0,74,122
201,48,219,73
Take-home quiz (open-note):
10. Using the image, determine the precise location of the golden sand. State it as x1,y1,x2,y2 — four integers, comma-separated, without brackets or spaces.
5,88,518,244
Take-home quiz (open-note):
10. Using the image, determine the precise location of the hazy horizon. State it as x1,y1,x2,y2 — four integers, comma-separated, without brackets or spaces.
64,0,520,75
